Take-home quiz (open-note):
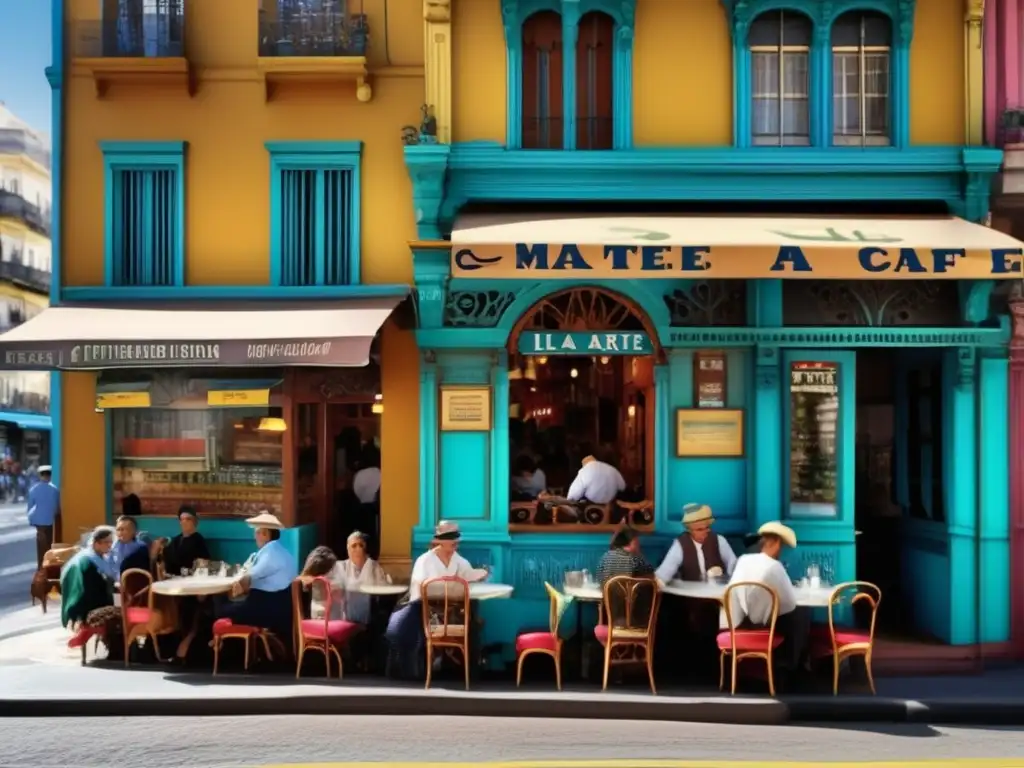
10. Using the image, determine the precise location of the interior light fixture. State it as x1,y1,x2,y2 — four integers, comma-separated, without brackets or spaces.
257,417,287,432
570,368,579,379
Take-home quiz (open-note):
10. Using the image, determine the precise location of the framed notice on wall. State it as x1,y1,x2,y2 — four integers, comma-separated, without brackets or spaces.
693,350,727,408
675,408,744,458
440,386,492,432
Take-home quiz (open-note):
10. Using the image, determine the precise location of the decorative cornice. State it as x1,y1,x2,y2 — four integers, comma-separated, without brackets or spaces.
667,326,1009,349
403,144,451,240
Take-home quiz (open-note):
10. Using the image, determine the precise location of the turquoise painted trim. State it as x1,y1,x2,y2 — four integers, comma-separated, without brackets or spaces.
782,350,856,524
404,146,451,240
499,0,636,150
751,348,782,526
978,355,1010,643
100,141,187,288
416,357,439,539
61,284,409,303
722,0,913,148
47,0,64,486
0,412,52,431
489,352,511,534
265,141,363,285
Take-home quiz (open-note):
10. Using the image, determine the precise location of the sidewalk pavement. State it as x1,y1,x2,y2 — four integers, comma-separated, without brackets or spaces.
3,605,1024,725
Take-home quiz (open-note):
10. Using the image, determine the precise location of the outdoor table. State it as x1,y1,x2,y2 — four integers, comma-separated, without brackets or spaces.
382,582,515,600
662,580,836,607
562,583,603,678
151,575,236,597
358,584,412,596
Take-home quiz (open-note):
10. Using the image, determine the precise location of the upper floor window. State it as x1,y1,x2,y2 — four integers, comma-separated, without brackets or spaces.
749,11,812,146
101,142,186,287
267,142,362,287
832,12,891,146
522,11,565,150
576,12,614,150
103,0,185,58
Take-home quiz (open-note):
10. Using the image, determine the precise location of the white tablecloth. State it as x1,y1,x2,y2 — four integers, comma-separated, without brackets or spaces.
564,580,834,607
151,576,236,597
358,584,412,596
375,583,515,600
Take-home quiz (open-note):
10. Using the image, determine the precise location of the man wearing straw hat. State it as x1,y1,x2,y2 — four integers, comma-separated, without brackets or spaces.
655,503,737,584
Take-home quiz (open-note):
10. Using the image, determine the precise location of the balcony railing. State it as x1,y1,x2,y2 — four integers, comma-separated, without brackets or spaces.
73,11,185,59
0,190,49,238
259,11,369,58
0,260,51,295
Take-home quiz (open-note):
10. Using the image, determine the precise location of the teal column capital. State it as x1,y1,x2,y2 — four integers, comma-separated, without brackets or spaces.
404,144,451,240
412,248,450,329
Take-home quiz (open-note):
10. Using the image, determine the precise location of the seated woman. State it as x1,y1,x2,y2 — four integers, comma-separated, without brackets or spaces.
216,512,297,640
337,531,387,625
61,526,122,659
300,545,346,620
162,505,211,576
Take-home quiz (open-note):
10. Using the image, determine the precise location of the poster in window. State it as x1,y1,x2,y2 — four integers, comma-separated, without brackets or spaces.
789,361,839,517
693,351,727,408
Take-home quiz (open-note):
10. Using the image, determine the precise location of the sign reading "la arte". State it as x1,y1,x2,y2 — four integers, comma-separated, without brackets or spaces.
519,331,653,355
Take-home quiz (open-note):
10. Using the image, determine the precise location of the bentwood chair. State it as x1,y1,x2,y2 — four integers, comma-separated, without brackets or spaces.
717,581,784,696
292,577,361,679
515,582,569,690
421,576,472,690
120,567,165,667
809,581,882,694
596,575,660,694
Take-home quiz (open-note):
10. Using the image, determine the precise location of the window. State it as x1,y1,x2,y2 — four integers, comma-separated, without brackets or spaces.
832,12,891,146
576,12,614,150
267,142,362,286
749,11,812,146
522,12,565,150
105,0,185,58
101,142,186,287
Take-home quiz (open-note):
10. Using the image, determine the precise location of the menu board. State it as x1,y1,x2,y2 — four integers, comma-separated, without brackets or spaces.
789,361,839,513
693,351,727,408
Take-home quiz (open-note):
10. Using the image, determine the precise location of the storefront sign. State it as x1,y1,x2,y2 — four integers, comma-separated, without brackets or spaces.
518,331,653,355
96,391,152,409
790,361,839,394
440,386,492,432
675,408,744,457
693,351,727,408
207,389,271,407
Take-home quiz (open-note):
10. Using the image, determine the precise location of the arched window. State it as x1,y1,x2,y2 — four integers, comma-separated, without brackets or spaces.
832,11,891,145
575,12,614,150
749,11,812,146
522,11,565,150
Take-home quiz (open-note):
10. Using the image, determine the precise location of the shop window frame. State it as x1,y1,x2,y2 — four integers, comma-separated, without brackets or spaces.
100,141,186,288
501,0,636,150
266,141,362,287
724,0,913,149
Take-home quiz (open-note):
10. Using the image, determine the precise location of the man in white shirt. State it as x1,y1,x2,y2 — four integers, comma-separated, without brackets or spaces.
721,521,809,681
557,455,626,505
385,520,488,679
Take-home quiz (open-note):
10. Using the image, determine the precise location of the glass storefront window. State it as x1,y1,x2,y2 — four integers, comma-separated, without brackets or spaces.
111,406,284,518
789,361,839,516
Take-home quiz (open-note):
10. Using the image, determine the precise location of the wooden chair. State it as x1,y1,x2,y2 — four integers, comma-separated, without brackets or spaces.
596,575,660,694
293,577,361,679
212,617,277,675
809,581,882,694
515,582,567,690
421,576,472,690
717,581,784,696
120,567,166,667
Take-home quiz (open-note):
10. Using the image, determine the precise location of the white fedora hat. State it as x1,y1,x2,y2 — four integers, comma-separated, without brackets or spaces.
245,511,285,530
681,503,714,527
757,521,797,549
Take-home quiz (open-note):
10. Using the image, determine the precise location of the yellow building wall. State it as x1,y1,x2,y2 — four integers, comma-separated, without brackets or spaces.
60,373,106,540
61,0,422,557
452,0,965,147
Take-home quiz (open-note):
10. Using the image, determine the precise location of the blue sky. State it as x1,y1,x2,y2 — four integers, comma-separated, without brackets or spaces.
0,0,51,136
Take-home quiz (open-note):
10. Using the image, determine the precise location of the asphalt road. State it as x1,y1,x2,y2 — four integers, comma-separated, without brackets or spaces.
0,716,1020,767
0,501,34,616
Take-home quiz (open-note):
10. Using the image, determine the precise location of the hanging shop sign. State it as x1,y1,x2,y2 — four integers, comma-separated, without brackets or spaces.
518,331,653,356
207,389,271,407
693,350,727,408
96,391,152,409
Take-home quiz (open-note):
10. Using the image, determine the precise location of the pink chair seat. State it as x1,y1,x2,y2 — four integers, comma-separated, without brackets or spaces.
594,624,608,645
716,629,784,653
300,618,361,645
213,618,262,636
67,625,102,648
810,624,870,652
124,607,151,625
516,631,558,653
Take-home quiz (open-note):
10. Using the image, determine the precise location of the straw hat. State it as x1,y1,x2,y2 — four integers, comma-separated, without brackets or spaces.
681,503,714,527
38,465,52,474
434,520,462,541
245,511,285,530
757,521,797,549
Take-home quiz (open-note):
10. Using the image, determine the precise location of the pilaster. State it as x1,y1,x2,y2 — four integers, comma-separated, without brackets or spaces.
424,0,453,144
1009,294,1024,654
653,362,670,528
417,351,439,536
411,247,450,330
964,0,985,145
751,345,782,527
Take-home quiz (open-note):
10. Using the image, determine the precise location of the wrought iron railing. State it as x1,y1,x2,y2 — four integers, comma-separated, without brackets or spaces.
0,260,51,294
73,9,185,59
259,12,369,57
0,191,49,238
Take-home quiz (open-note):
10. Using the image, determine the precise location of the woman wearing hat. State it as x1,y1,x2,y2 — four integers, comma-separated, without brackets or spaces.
385,521,488,679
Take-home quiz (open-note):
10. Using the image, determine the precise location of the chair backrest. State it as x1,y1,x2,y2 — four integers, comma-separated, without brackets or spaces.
120,567,153,623
602,575,660,639
722,580,780,651
290,578,304,653
543,581,568,636
826,581,882,647
420,576,471,642
311,575,342,628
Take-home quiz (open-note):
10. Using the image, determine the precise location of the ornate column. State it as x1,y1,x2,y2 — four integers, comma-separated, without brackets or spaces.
1009,291,1024,655
424,0,452,144
964,0,985,145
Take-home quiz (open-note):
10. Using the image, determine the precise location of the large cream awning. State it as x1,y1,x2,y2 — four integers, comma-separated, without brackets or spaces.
450,213,1024,280
0,297,404,371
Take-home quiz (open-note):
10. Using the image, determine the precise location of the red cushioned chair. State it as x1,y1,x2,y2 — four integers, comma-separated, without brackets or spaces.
717,581,784,696
595,575,660,694
515,582,567,690
809,581,882,695
121,567,164,668
212,617,276,675
293,576,361,679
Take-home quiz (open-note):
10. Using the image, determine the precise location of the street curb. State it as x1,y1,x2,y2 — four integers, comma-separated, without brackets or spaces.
784,696,1024,725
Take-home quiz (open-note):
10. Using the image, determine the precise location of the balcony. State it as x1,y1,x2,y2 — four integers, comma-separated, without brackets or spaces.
0,129,51,171
72,8,193,99
0,190,49,238
0,260,51,296
257,8,371,102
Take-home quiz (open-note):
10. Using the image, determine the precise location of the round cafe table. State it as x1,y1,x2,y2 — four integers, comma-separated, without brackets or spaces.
358,584,411,597
370,583,515,600
150,575,237,597
663,579,835,607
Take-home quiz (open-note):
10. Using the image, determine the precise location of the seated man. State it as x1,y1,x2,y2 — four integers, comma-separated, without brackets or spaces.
217,512,297,639
656,503,738,583
109,515,149,575
722,521,809,681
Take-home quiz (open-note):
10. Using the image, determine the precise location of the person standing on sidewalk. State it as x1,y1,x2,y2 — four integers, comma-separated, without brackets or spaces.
27,465,61,570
